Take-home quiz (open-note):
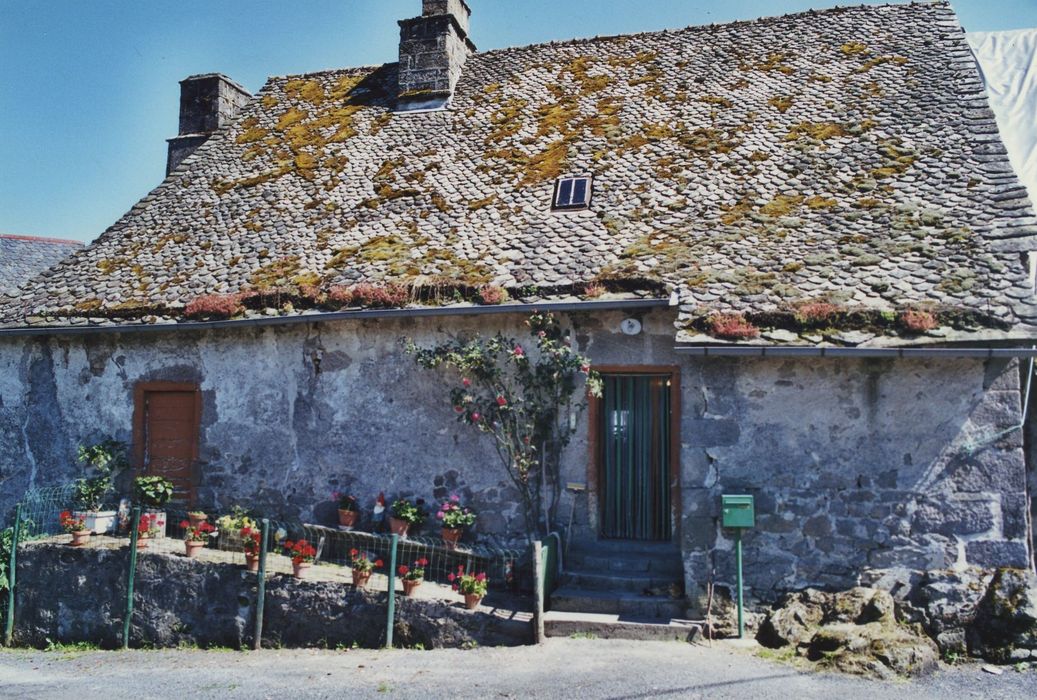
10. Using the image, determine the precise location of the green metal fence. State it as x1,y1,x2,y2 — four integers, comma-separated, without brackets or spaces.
0,483,529,650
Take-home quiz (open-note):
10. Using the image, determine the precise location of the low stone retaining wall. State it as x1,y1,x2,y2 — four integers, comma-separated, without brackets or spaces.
10,543,531,649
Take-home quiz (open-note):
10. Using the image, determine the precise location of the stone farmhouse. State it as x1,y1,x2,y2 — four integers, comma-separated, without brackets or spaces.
1,0,1035,623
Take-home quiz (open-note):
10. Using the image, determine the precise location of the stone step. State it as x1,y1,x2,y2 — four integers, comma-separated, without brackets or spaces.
565,550,684,576
562,569,683,595
567,539,680,556
550,586,688,619
543,610,706,642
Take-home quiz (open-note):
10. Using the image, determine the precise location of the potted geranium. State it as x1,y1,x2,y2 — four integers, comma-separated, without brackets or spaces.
436,495,477,549
134,476,174,538
187,510,208,528
449,565,488,609
217,506,257,551
398,557,429,596
334,492,359,528
136,512,160,549
389,498,425,538
181,519,216,558
60,510,90,547
72,439,128,534
241,527,261,572
350,549,383,588
283,539,317,579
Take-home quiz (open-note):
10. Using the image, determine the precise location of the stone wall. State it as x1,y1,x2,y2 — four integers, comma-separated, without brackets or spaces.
0,311,676,546
0,308,1033,614
11,542,530,649
678,355,1033,610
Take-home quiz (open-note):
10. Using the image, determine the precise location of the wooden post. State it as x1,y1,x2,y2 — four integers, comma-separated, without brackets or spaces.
532,540,545,644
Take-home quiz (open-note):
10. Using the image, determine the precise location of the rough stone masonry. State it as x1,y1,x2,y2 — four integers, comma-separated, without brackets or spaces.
1,308,1033,625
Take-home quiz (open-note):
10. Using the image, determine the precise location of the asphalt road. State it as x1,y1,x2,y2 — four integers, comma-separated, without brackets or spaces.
0,639,1034,699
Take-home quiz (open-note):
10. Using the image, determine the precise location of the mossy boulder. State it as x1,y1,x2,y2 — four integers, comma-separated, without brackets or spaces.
758,587,938,678
968,568,1037,662
807,621,939,679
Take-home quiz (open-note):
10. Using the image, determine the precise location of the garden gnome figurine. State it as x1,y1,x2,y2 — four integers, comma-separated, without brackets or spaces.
374,492,387,532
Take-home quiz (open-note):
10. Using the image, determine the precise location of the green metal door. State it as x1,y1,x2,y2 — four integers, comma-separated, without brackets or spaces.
599,374,672,541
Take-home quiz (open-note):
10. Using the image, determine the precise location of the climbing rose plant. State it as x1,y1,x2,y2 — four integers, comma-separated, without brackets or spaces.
407,312,601,541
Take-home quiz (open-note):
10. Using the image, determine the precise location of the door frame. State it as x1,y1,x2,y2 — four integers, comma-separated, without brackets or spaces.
132,381,202,504
587,365,682,542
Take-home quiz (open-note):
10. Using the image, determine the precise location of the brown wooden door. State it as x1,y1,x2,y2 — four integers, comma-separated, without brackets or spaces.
134,383,201,503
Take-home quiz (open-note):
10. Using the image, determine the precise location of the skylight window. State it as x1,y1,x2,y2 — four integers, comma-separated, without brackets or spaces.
553,176,593,211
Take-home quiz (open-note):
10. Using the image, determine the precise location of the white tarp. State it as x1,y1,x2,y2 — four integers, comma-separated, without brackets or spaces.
968,29,1037,203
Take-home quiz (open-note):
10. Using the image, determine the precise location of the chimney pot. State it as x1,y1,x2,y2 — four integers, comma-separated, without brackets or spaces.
398,0,475,110
166,73,250,175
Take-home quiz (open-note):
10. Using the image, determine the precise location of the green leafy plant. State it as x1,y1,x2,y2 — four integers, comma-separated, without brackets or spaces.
134,476,174,508
449,565,488,597
390,498,425,525
217,505,257,532
72,478,110,511
73,439,129,510
408,312,600,540
398,557,428,581
436,495,477,529
350,548,383,573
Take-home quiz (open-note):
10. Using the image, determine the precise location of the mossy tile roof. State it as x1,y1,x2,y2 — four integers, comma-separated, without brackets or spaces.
3,1,1037,345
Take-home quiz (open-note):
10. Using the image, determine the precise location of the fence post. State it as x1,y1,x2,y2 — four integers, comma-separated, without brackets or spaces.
3,505,22,647
122,506,141,650
385,533,398,649
532,540,545,644
252,518,270,651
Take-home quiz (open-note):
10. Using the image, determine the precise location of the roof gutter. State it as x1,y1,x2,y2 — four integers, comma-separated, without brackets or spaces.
675,345,1037,359
0,298,670,338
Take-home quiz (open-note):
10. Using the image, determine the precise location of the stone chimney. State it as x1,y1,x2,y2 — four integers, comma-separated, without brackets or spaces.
397,0,476,110
166,73,251,175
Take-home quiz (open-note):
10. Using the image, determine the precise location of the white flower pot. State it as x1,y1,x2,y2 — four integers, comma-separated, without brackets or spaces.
73,510,118,535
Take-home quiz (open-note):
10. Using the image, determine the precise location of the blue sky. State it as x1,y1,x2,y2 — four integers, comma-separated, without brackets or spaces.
2,0,1035,243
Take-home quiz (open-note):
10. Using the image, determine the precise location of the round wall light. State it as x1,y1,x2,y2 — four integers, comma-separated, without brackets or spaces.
620,318,642,336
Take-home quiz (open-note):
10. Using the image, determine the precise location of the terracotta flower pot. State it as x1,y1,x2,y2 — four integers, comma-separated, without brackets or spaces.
388,517,410,538
337,509,358,528
184,540,206,558
245,553,259,573
136,535,150,550
293,562,311,579
70,530,90,547
464,593,483,610
352,568,372,588
402,579,422,597
441,527,463,550
187,513,208,528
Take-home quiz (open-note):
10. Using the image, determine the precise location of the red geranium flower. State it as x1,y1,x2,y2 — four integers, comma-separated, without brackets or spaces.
398,565,409,576
374,559,384,568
